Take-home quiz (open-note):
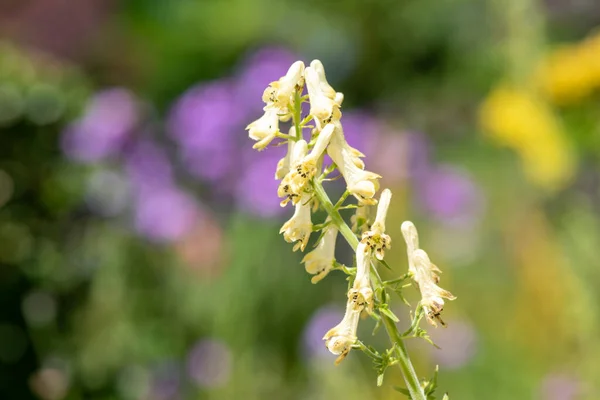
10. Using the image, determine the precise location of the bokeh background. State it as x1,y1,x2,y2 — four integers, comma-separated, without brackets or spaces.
1,0,600,399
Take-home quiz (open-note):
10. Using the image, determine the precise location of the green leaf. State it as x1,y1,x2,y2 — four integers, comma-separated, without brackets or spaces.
379,306,400,323
393,387,412,399
423,365,439,395
377,259,393,271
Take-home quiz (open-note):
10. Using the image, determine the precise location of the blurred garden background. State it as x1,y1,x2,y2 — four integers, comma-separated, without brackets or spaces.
1,0,600,399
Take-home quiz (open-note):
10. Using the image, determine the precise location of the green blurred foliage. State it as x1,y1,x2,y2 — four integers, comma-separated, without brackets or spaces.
1,0,600,399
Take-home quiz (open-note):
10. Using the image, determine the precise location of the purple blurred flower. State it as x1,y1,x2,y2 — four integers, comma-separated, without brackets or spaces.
123,139,201,242
428,319,477,369
341,111,381,158
235,47,299,115
406,132,432,180
149,362,181,400
61,88,138,162
125,139,174,194
133,187,198,243
236,149,288,218
368,131,410,185
301,305,344,360
418,165,484,227
186,338,232,388
168,80,240,184
539,373,582,400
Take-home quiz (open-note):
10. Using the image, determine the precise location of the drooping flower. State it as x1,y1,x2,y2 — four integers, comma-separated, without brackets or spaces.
280,193,313,251
236,47,299,117
327,121,381,204
278,123,334,204
401,221,456,327
305,65,339,125
302,305,345,359
262,60,305,115
279,140,313,251
322,296,361,365
360,188,392,259
246,108,280,150
309,60,338,102
349,242,374,312
302,219,338,283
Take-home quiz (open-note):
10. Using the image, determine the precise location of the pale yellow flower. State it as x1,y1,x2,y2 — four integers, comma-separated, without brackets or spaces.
350,242,374,312
262,60,305,114
360,188,392,259
246,109,280,150
279,140,313,251
323,296,361,364
309,60,338,101
305,66,339,124
279,193,313,252
278,124,334,205
401,221,455,327
302,219,338,283
327,122,381,204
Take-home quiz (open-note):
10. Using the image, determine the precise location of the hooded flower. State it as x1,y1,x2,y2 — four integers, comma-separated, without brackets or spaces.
323,295,361,365
279,140,313,251
350,242,374,312
309,60,339,102
360,188,392,259
328,122,381,204
280,195,312,251
305,65,339,125
246,108,280,150
278,123,334,205
302,218,338,283
262,60,305,115
401,221,456,327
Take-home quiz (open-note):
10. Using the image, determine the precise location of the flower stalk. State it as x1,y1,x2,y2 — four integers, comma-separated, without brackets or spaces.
245,59,455,400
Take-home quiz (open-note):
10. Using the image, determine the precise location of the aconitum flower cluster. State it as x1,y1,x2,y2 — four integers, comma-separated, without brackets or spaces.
243,57,456,400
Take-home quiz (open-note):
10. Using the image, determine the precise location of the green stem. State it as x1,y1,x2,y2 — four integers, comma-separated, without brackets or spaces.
311,180,426,400
293,90,303,141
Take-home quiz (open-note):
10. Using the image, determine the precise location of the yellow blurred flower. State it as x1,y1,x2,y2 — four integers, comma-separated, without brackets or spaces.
479,86,575,191
536,31,600,104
